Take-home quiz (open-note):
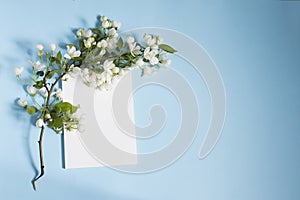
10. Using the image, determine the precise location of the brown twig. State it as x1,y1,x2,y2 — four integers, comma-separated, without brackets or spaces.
32,72,66,190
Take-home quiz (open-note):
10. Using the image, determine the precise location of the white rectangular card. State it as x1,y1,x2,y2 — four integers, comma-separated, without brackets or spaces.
62,74,137,169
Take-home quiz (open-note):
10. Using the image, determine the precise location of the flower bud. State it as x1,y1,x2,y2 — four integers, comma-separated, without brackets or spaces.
101,16,108,22
36,119,45,128
17,98,27,108
27,86,37,96
45,114,51,120
50,43,57,51
14,67,24,77
112,67,120,74
126,36,135,44
76,29,83,37
36,44,44,51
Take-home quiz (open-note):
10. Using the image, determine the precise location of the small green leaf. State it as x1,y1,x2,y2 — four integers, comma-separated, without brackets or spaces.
71,105,79,114
53,102,73,113
50,110,59,119
36,71,44,76
26,106,38,115
55,52,62,65
33,81,44,89
48,118,63,129
46,69,62,79
92,28,101,34
57,51,62,60
49,56,56,66
117,37,123,51
159,44,177,53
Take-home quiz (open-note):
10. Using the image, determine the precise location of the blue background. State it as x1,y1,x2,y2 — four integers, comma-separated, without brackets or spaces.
1,0,299,199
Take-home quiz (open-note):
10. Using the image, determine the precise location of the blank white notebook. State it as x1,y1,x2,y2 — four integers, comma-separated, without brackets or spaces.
62,73,137,169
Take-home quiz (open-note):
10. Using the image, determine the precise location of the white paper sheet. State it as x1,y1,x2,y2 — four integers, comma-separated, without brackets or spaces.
62,74,137,169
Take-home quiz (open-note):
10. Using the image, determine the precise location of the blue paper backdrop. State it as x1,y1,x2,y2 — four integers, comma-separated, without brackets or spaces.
0,0,299,199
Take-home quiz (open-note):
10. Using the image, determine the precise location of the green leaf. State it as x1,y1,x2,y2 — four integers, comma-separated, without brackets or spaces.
117,37,123,51
71,105,79,114
53,102,73,113
57,51,62,60
56,51,62,65
36,71,44,76
46,69,62,79
26,106,38,115
48,118,63,129
33,80,44,89
92,28,101,34
50,109,59,119
49,56,56,66
158,44,177,53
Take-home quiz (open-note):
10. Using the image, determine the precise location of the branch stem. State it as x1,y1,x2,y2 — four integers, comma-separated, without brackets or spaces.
32,72,66,190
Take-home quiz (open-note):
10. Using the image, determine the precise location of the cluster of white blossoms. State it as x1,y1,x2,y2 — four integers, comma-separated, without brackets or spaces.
80,60,129,91
14,16,175,132
76,19,172,90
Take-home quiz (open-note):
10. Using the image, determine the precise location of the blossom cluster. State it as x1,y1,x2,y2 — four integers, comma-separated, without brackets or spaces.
14,16,176,133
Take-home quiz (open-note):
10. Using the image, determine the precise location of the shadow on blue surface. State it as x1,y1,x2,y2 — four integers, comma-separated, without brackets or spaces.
11,100,39,180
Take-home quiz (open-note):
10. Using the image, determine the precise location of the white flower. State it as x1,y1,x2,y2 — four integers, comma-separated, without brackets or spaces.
84,29,93,37
151,44,159,50
101,16,108,22
112,21,121,29
64,46,81,59
17,98,27,107
144,47,159,65
158,53,171,67
69,65,81,77
99,49,106,56
150,57,159,65
159,53,167,61
102,20,110,29
39,87,48,98
83,37,95,48
72,67,81,74
50,43,57,51
82,68,89,76
97,39,108,48
143,34,156,47
135,58,144,67
36,119,45,128
29,61,46,71
160,59,171,67
126,36,135,44
76,29,83,37
27,86,37,96
55,88,63,100
36,44,44,51
108,28,118,38
103,60,115,72
142,66,156,76
62,73,70,81
144,47,154,59
14,67,24,77
129,43,142,56
106,38,117,52
127,36,141,56
156,36,163,44
45,113,51,120
112,67,120,74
